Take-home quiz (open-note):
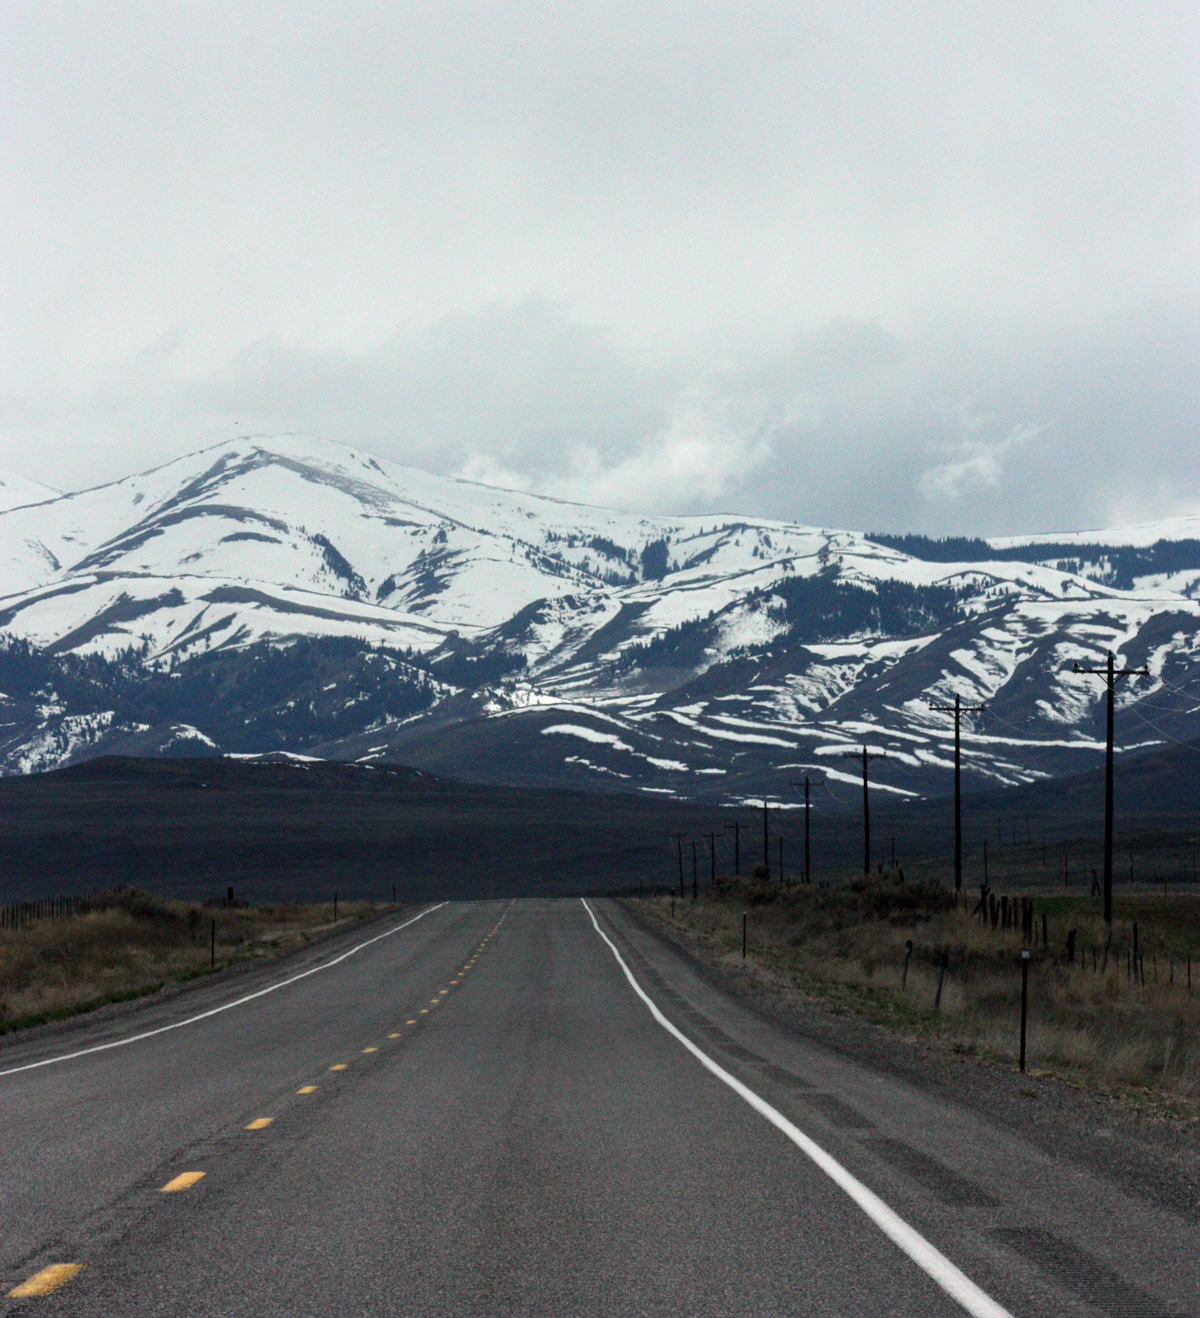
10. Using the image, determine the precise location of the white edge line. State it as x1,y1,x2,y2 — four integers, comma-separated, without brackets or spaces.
580,897,1014,1318
0,903,447,1078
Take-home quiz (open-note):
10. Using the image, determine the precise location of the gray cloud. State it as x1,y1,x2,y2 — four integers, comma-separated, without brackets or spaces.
1,2,1196,533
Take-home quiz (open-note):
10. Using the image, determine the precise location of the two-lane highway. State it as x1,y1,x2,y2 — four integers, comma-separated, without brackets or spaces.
1,900,1196,1316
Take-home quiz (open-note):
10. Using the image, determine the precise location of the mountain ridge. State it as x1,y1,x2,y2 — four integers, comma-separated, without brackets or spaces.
0,434,1197,801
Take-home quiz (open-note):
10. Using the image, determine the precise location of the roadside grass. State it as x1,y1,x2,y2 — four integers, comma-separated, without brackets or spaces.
633,877,1200,1117
0,889,398,1034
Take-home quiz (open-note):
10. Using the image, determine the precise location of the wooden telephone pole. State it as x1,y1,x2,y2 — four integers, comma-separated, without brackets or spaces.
842,746,886,875
789,775,823,883
725,821,741,876
1071,651,1147,924
926,694,985,891
762,801,770,880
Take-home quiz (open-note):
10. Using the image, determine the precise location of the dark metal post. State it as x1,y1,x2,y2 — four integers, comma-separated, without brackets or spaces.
692,841,698,902
778,836,784,884
211,918,215,970
902,939,913,990
742,912,747,961
934,951,948,1009
334,891,338,921
1019,949,1030,1073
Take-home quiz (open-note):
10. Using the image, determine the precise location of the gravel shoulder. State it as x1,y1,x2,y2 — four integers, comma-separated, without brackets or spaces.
621,898,1200,1223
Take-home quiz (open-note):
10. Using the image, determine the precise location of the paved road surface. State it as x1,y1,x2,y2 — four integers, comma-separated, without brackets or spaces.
1,899,1195,1316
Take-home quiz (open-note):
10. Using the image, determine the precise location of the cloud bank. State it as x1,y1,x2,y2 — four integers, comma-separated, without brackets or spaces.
1,2,1196,534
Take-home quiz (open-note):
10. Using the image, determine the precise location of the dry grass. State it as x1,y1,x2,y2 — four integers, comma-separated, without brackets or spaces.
0,888,397,1033
635,877,1200,1116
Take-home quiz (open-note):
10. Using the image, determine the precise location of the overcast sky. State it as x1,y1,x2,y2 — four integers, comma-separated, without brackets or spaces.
2,2,1196,534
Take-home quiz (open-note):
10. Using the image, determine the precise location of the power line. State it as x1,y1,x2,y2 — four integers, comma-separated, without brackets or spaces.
1122,705,1200,755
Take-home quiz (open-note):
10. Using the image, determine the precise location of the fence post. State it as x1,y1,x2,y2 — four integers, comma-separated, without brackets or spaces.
210,919,215,971
934,952,948,1009
1019,949,1030,1073
902,939,913,990
742,912,747,961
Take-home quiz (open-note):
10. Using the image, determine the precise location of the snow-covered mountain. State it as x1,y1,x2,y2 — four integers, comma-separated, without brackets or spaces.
0,472,61,515
1,434,1198,802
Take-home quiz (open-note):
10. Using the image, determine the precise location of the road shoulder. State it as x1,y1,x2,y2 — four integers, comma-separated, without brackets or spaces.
612,897,1200,1224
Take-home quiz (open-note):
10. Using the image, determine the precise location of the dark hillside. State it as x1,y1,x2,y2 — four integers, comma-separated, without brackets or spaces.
1,739,1199,908
0,756,722,904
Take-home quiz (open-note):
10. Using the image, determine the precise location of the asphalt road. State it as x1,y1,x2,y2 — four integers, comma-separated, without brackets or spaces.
1,899,1196,1316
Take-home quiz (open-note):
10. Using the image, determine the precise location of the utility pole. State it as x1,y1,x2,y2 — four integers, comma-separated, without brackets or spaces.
789,775,823,883
843,746,886,875
1071,651,1147,924
671,833,685,899
927,694,985,891
762,801,770,880
725,821,741,877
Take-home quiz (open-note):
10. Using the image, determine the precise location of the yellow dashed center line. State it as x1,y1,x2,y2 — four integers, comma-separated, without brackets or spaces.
225,930,513,1183
8,1264,85,1298
161,1171,205,1193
